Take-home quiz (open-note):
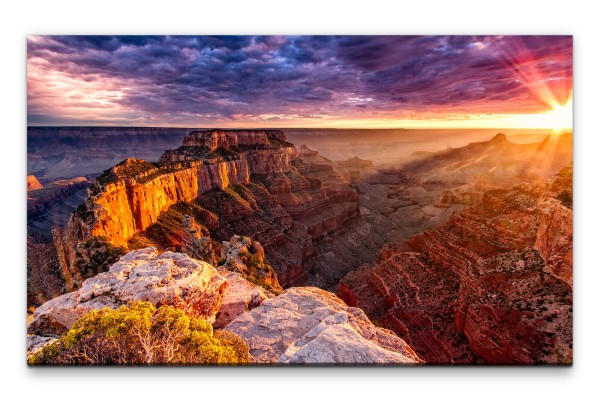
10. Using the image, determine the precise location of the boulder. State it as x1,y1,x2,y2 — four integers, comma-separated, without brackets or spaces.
225,287,422,364
28,247,227,336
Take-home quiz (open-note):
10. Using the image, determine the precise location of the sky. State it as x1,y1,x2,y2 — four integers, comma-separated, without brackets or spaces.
27,35,573,129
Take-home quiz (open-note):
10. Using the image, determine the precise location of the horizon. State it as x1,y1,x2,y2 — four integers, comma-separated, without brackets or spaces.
28,35,572,130
26,125,571,132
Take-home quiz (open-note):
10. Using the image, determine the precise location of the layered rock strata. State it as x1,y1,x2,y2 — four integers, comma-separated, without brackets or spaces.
339,166,573,365
55,130,368,289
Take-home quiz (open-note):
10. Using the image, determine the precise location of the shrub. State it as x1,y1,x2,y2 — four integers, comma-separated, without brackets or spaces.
29,301,250,365
78,236,126,277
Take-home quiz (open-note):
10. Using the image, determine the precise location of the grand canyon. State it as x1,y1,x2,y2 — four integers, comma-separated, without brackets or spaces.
26,35,572,365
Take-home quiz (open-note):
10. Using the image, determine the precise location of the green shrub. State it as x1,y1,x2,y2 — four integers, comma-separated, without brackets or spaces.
28,301,250,365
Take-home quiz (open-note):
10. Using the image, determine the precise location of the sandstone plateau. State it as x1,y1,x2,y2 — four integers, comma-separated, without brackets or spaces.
54,129,381,290
339,165,573,365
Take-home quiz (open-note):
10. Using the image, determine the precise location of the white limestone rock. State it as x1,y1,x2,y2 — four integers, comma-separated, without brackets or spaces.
28,247,227,336
225,287,423,364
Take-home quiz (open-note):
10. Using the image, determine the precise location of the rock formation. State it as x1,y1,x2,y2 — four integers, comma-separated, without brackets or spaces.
221,235,282,293
28,247,228,336
54,130,373,290
214,268,272,329
225,287,423,364
181,214,216,265
28,248,422,365
27,175,43,191
339,166,573,365
403,132,573,187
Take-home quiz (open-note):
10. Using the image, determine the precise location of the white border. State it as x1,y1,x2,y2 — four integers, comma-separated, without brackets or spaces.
2,1,599,400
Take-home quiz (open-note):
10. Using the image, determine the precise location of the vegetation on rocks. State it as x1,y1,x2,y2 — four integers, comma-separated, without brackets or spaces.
128,201,218,251
29,301,250,365
77,236,126,278
235,249,282,294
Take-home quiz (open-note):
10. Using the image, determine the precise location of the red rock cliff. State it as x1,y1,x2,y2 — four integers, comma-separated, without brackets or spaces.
56,130,363,290
339,166,573,365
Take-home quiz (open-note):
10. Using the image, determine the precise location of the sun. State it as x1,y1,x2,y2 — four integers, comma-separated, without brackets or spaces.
545,97,573,133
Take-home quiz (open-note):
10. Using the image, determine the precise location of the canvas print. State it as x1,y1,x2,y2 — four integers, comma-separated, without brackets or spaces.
26,35,572,365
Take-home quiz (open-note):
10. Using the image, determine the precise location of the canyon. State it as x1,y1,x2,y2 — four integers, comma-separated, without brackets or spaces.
28,246,422,365
52,129,381,291
339,165,573,364
28,126,190,181
27,127,573,365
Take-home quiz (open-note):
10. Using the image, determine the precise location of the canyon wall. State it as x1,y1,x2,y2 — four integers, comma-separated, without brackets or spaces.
71,142,295,248
55,130,366,289
339,165,573,364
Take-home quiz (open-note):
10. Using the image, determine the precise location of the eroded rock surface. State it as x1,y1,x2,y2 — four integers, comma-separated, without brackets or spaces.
226,287,422,364
28,247,227,336
214,269,272,329
340,166,573,365
55,131,375,290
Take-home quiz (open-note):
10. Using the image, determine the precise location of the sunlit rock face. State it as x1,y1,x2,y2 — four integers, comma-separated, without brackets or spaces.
180,129,289,150
55,130,368,289
28,248,228,336
339,166,573,365
27,175,43,191
225,287,423,364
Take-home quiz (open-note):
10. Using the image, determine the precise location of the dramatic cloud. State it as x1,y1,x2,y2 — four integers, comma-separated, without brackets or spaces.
27,35,572,127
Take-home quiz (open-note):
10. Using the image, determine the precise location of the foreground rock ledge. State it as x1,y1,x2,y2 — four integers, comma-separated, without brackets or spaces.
28,247,227,336
225,287,423,364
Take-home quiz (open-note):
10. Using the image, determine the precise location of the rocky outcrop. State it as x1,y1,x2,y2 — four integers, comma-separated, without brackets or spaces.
28,248,228,336
63,131,295,249
27,335,58,356
339,166,573,365
225,287,423,364
214,269,271,329
181,214,216,265
56,130,367,290
221,235,282,293
27,175,43,191
535,166,573,288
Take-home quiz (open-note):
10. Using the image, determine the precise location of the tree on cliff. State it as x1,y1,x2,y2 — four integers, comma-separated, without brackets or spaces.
28,301,250,365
